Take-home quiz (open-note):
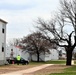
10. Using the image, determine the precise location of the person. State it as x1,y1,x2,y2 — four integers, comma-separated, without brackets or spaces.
16,55,21,65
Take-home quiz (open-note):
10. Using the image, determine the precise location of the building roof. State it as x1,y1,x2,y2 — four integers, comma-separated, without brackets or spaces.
0,19,7,24
15,46,22,49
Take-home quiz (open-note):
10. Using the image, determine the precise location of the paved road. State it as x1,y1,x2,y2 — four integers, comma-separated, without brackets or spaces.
1,64,53,75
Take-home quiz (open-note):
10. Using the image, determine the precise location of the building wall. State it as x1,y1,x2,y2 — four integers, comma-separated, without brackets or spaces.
6,46,21,58
50,49,59,60
6,46,59,62
21,51,29,60
44,53,51,61
31,53,45,61
0,60,5,65
31,49,59,61
0,21,6,65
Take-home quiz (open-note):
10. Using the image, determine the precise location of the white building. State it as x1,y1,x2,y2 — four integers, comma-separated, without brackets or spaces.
0,19,7,65
6,45,59,61
31,49,59,61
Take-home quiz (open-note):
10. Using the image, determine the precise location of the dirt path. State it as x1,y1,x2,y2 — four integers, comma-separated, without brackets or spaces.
0,64,37,74
23,65,70,75
0,64,53,75
29,65,69,75
0,64,70,75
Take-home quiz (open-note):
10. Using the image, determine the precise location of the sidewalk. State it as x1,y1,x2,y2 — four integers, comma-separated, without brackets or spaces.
1,64,53,75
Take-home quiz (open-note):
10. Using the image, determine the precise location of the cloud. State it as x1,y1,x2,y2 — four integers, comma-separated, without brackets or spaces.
0,0,31,5
0,0,36,10
0,0,59,10
0,0,59,41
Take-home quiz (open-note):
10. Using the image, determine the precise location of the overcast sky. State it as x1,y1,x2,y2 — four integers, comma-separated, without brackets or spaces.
0,0,59,41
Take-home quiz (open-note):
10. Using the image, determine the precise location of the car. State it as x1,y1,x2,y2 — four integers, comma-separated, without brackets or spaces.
20,58,29,65
6,57,29,65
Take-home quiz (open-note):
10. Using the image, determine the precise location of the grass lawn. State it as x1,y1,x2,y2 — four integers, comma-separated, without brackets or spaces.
49,73,76,75
29,60,66,65
45,60,66,64
49,65,76,75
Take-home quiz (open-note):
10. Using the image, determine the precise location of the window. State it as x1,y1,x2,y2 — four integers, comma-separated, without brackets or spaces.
2,43,4,52
10,49,14,57
2,24,5,33
11,49,13,51
2,47,4,52
2,28,4,33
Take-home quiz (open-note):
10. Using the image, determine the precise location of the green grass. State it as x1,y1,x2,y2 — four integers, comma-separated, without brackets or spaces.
45,60,66,64
29,61,46,65
64,66,76,72
49,65,76,75
49,72,76,75
29,60,66,65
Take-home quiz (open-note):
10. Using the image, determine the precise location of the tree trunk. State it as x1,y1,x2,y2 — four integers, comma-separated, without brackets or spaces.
37,50,39,62
66,49,73,66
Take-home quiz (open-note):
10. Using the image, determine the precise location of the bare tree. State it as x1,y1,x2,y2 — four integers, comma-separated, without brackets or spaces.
36,0,76,65
20,32,56,62
7,38,21,46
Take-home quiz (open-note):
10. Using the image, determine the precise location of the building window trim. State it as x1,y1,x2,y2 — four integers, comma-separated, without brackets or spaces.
2,24,5,33
2,43,4,52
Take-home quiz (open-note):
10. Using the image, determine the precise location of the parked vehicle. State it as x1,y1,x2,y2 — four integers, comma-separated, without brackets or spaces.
20,58,29,65
6,57,29,65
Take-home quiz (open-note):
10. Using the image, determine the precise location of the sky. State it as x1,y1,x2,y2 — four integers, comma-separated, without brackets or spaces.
0,0,59,42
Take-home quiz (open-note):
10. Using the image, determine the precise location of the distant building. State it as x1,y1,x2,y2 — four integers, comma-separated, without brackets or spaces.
6,45,59,61
31,49,59,61
0,19,7,65
58,47,66,59
6,45,29,60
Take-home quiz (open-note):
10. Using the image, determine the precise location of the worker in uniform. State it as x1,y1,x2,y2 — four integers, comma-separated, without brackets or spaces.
16,55,21,65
